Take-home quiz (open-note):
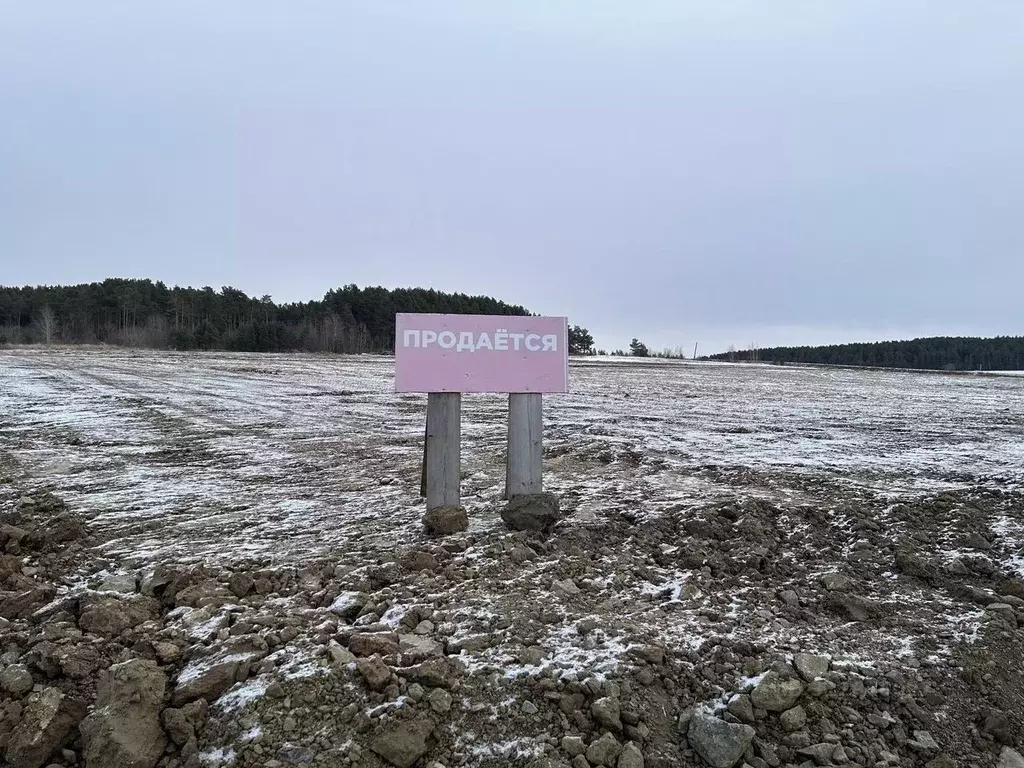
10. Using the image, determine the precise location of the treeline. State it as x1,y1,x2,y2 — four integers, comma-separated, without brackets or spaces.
0,279,548,353
706,336,1024,371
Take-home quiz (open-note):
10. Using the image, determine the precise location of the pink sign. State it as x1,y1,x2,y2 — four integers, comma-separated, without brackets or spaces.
395,313,569,393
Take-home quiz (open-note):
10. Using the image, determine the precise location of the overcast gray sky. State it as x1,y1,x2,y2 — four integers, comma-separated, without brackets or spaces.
2,2,1021,353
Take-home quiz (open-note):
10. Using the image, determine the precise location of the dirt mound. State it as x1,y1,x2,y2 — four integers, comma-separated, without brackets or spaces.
0,477,1022,766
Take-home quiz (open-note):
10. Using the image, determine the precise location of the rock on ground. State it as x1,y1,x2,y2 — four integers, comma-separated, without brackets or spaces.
0,585,55,619
793,653,829,682
750,671,806,712
80,659,167,768
798,743,841,765
909,731,940,751
78,594,160,637
999,748,1024,768
154,642,181,664
401,550,440,572
171,660,240,705
227,572,254,598
1,663,34,696
553,578,581,597
826,592,883,621
820,572,854,592
780,705,807,732
727,694,755,723
162,708,194,747
5,687,87,768
562,736,586,757
357,655,392,691
592,696,623,731
399,658,457,689
327,640,357,667
349,632,400,657
399,634,443,663
370,716,435,768
422,507,468,535
688,711,756,768
501,493,561,532
618,741,645,768
96,572,137,593
328,591,366,621
427,688,452,714
586,732,622,767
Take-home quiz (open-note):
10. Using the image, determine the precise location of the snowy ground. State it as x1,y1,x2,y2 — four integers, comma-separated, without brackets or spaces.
2,349,1021,566
2,348,1023,768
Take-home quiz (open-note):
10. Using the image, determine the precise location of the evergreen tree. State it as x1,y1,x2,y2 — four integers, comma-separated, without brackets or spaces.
629,338,650,357
569,325,595,355
0,278,597,358
704,336,1024,371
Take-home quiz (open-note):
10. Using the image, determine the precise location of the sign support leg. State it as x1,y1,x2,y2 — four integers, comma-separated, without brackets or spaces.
420,419,428,498
425,392,462,510
506,393,543,498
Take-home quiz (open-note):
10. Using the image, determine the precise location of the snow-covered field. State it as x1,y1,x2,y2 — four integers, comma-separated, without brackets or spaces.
2,349,1021,566
2,348,1023,768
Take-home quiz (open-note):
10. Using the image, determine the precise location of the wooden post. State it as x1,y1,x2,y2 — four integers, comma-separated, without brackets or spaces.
506,393,543,499
425,392,461,509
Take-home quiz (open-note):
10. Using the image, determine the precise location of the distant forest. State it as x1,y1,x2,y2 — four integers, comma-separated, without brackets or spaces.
0,278,593,354
707,337,1024,371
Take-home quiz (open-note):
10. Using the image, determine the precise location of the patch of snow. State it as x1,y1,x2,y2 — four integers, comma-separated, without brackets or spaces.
199,746,236,766
694,698,729,715
215,680,270,712
1009,554,1024,578
832,657,876,671
366,696,409,718
380,604,408,629
943,609,987,645
462,625,628,683
469,738,545,760
587,574,617,590
188,613,229,641
638,573,690,603
32,597,71,619
894,637,916,657
281,654,327,680
737,672,768,691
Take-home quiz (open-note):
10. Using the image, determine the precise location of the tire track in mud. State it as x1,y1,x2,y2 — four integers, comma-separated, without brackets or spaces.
26,356,291,433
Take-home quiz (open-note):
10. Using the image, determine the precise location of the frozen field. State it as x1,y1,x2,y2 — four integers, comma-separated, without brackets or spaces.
2,348,1023,768
1,348,1021,566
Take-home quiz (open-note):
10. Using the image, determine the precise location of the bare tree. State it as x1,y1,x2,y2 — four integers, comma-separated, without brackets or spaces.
36,305,58,344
